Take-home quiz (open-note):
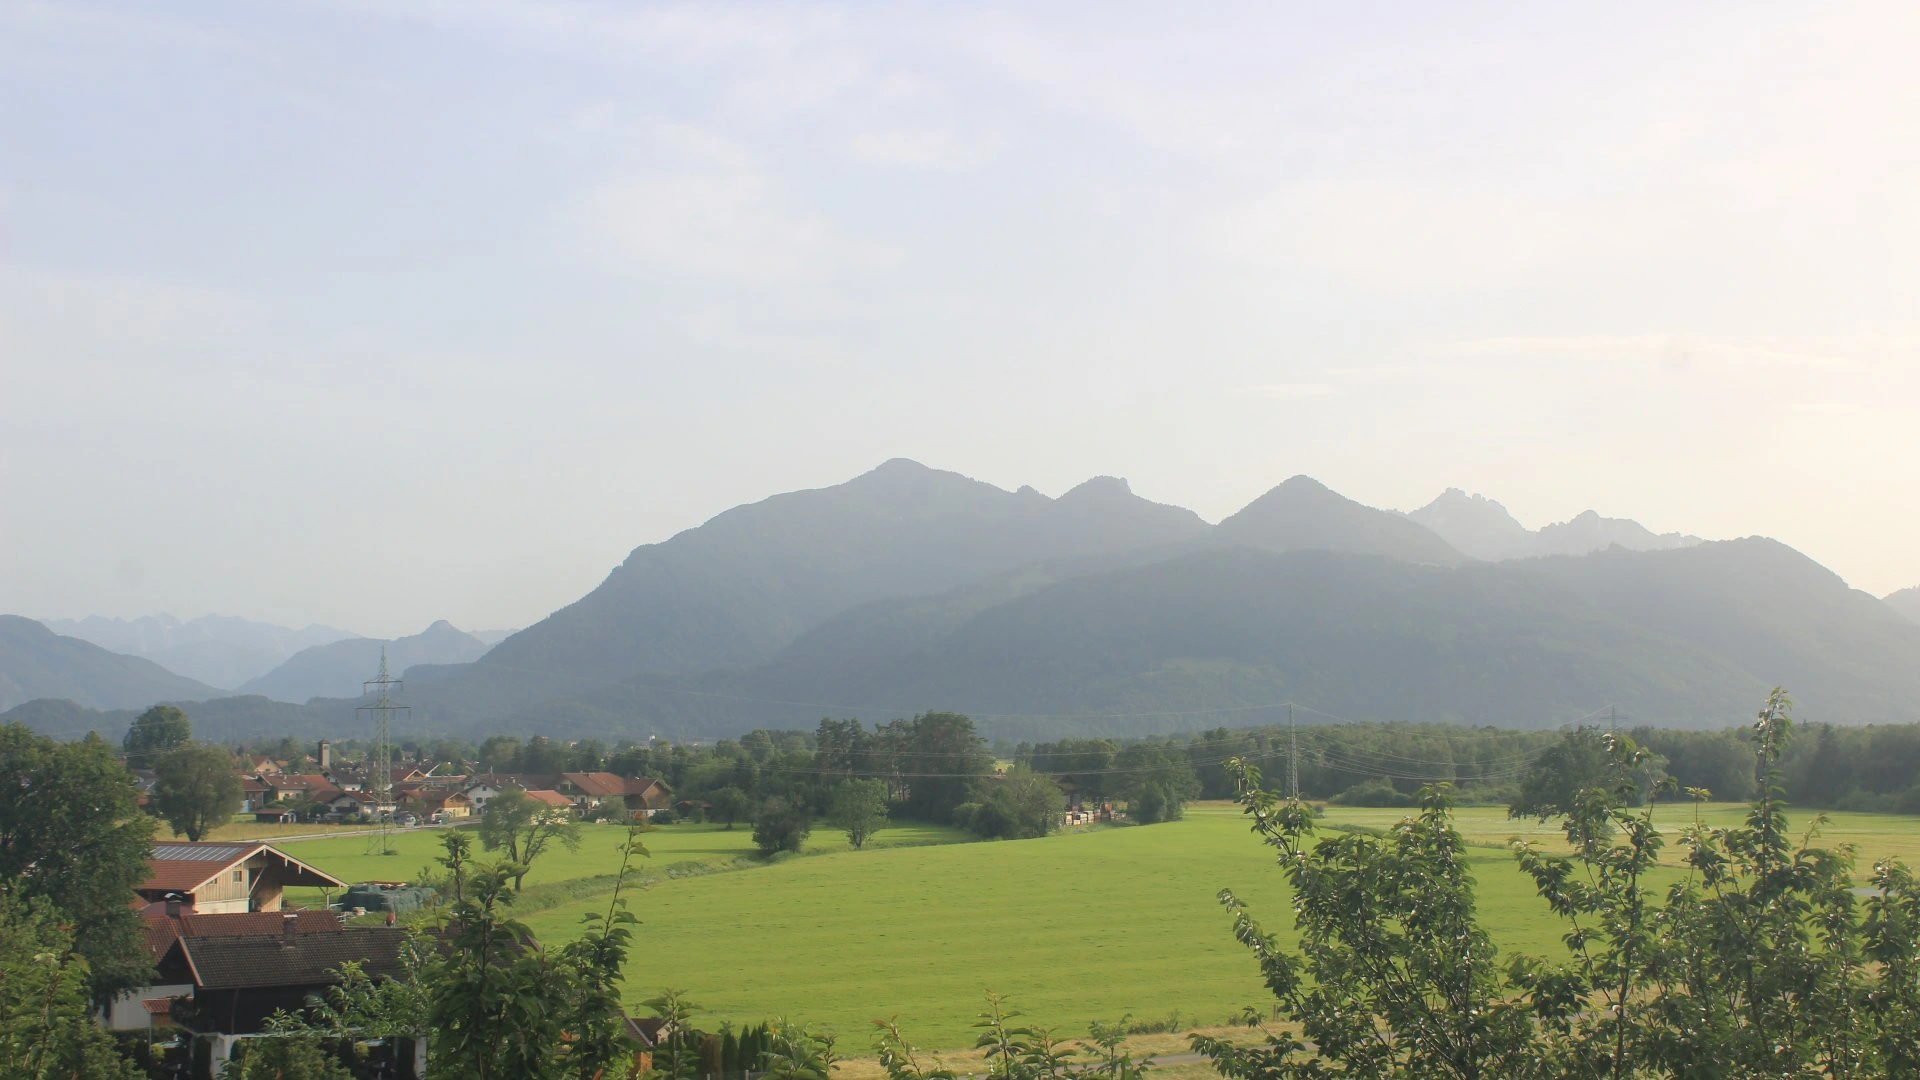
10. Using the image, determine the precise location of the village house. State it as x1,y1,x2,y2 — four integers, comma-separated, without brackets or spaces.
102,900,346,1031
555,772,674,819
136,841,348,914
180,924,411,1069
268,772,341,807
180,925,406,1033
237,776,276,813
522,789,578,812
461,773,558,812
324,788,389,820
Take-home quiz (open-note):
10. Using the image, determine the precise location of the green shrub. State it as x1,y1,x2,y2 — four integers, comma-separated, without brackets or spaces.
1329,777,1417,807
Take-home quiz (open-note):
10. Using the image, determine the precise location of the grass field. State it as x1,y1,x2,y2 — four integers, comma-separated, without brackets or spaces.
273,800,1920,1051
200,818,379,842
278,819,971,906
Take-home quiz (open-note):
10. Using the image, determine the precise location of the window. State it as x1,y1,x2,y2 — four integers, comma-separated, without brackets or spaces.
233,869,245,884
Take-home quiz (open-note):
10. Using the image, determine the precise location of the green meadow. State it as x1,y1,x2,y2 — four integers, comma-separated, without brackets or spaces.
278,801,1920,1050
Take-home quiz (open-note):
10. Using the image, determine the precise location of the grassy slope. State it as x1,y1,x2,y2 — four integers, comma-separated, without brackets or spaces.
278,802,1920,1050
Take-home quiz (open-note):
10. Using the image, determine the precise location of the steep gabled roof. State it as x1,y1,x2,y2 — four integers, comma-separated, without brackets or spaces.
559,771,630,797
140,842,348,896
179,927,406,990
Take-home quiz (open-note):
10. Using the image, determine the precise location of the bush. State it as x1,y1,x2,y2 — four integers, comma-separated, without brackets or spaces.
1329,778,1417,808
1130,783,1186,824
966,766,1062,840
950,802,982,829
651,808,678,825
1836,787,1898,814
751,798,810,856
969,799,1018,840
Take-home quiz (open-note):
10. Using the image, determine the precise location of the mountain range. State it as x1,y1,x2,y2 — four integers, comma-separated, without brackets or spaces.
1404,488,1701,561
38,613,359,688
235,620,494,704
5,461,1916,742
0,616,224,713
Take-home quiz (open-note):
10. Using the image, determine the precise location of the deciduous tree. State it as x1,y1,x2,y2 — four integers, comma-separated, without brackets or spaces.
0,724,154,1002
708,785,749,830
0,895,143,1079
122,703,191,766
752,797,810,856
828,779,890,849
1195,689,1920,1079
477,788,581,891
970,767,1061,840
152,742,243,842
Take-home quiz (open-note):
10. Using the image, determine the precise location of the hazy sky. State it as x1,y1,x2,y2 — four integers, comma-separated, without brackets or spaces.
4,1,1917,638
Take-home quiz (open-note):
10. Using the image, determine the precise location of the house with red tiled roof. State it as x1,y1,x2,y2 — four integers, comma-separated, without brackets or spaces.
402,787,474,819
268,773,341,805
238,776,275,813
556,772,673,819
461,773,559,813
125,918,412,1069
102,900,346,1030
137,841,347,915
324,789,388,820
522,789,577,811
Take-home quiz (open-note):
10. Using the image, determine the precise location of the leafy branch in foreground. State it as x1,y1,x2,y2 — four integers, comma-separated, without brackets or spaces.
1194,688,1920,1079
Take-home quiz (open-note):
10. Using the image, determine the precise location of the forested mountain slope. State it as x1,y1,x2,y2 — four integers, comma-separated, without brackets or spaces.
0,616,224,712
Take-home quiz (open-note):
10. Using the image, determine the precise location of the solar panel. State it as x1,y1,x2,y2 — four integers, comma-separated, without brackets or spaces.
150,843,252,862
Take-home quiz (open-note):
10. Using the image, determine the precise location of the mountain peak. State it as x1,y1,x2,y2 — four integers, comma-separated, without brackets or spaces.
1405,488,1531,560
1219,478,1467,565
1277,474,1331,494
1059,475,1134,501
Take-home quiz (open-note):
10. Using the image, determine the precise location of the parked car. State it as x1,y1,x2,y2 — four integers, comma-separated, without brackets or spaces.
427,811,446,825
395,813,418,827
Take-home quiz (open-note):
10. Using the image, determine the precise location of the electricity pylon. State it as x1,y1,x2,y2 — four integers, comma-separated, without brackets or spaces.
358,649,408,855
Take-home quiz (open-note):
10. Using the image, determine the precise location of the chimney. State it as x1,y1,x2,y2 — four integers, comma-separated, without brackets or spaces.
282,912,299,944
164,893,185,918
317,740,332,770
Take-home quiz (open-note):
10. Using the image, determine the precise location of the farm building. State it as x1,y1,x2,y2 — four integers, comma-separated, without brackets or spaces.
136,841,347,914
